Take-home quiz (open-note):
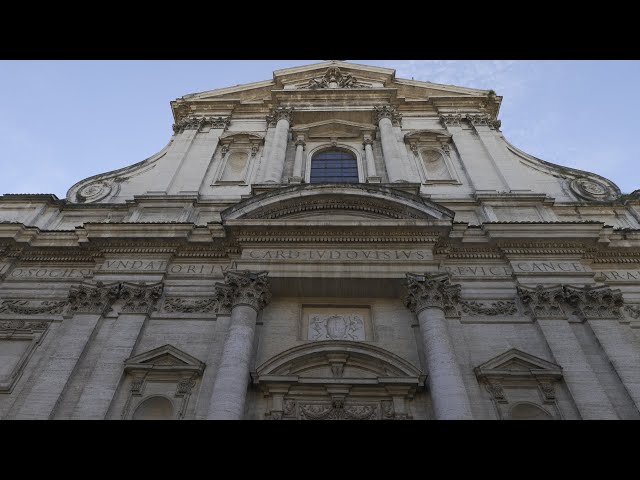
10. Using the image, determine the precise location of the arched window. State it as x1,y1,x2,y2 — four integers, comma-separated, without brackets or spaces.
220,151,249,182
310,149,358,183
420,148,453,181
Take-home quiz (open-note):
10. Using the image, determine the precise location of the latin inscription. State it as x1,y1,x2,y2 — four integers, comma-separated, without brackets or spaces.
600,270,640,282
100,260,167,271
445,265,512,277
510,261,589,273
9,268,91,279
243,249,432,261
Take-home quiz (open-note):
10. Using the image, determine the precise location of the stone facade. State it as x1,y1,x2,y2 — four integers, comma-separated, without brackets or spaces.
1,61,639,420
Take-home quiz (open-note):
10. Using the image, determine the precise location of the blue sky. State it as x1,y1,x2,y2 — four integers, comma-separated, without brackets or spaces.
0,60,638,197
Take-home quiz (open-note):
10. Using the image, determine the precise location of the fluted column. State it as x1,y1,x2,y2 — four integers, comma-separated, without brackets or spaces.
363,135,381,183
403,273,473,419
374,105,406,183
208,271,271,420
289,135,305,183
264,107,293,184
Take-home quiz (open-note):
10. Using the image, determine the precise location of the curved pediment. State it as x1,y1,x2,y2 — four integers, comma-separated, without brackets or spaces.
221,184,454,222
255,341,424,380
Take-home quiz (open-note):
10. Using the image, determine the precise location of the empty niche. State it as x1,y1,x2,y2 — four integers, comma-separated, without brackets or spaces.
420,148,452,181
132,395,174,420
220,151,249,182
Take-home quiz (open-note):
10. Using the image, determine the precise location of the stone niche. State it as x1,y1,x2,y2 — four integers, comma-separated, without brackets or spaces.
119,344,205,420
474,348,564,420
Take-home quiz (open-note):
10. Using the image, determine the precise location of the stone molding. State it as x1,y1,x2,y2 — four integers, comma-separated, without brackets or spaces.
214,270,271,312
0,300,67,315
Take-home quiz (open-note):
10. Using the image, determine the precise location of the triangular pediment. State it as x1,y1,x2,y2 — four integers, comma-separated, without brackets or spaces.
125,344,205,373
292,119,376,139
221,184,454,222
475,348,562,380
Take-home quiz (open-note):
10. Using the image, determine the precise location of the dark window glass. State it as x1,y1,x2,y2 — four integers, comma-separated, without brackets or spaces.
310,150,358,183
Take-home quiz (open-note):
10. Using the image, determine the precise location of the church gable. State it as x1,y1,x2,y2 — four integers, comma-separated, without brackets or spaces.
474,348,563,379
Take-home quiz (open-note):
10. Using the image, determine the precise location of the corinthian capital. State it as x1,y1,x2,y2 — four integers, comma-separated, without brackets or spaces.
517,285,565,319
266,107,294,127
67,281,120,315
403,272,461,315
215,270,272,312
120,282,164,314
373,105,402,126
563,284,623,319
465,113,501,130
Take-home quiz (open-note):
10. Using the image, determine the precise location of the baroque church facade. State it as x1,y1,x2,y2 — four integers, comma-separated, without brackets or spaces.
1,61,640,420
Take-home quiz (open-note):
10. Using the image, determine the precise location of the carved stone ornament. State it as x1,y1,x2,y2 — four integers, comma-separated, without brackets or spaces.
120,282,164,314
77,181,113,203
172,116,231,134
373,105,402,126
305,66,370,90
266,107,294,127
403,272,461,316
309,314,365,341
624,305,640,319
68,281,120,315
570,177,616,202
214,270,272,312
298,401,378,420
485,381,506,403
517,285,565,319
0,299,67,315
563,284,624,319
465,113,501,130
460,300,517,316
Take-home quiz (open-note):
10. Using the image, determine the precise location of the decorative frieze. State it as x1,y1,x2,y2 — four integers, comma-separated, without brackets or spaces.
0,300,67,315
214,270,271,312
625,305,640,319
0,319,49,331
298,401,378,420
460,300,517,316
162,298,217,314
563,284,624,319
266,107,294,127
120,282,164,314
172,116,230,134
403,272,461,316
373,105,402,126
517,285,565,319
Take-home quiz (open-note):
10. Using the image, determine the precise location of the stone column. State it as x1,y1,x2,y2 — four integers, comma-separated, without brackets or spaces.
403,273,473,419
374,105,406,183
363,135,381,183
69,282,163,419
208,271,271,420
518,285,618,419
12,282,120,419
264,107,293,184
564,284,640,412
289,135,305,183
